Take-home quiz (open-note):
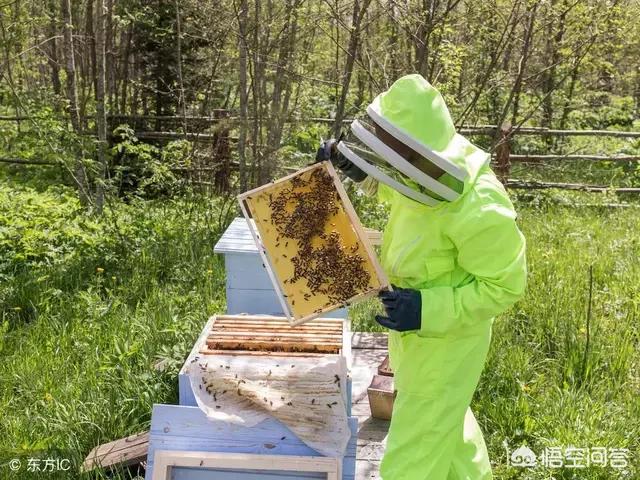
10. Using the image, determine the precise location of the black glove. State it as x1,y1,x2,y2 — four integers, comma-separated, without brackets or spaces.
315,136,367,182
375,286,422,332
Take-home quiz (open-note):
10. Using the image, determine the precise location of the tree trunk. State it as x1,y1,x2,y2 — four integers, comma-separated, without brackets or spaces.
332,0,373,137
61,0,89,205
47,0,61,96
541,0,569,142
508,2,537,125
119,24,133,114
106,0,115,110
237,0,249,192
175,0,187,132
95,0,108,213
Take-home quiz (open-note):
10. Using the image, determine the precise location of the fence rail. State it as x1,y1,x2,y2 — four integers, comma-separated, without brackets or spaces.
2,113,638,194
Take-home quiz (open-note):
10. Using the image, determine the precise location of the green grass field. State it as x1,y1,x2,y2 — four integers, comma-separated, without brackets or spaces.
1,181,638,479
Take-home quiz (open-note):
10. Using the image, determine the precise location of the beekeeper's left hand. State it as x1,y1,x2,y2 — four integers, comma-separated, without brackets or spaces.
375,286,421,332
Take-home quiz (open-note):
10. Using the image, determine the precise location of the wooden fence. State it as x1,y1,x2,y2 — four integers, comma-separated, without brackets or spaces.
1,113,639,195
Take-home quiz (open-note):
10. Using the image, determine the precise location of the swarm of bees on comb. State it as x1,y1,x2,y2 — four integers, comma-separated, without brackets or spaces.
268,168,371,306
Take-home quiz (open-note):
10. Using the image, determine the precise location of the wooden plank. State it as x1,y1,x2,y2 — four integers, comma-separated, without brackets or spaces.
205,338,341,354
207,333,342,351
363,228,382,247
152,451,341,480
200,349,331,357
367,375,394,421
82,432,149,472
214,326,344,334
215,317,344,327
209,331,343,341
237,162,387,325
377,356,392,377
506,179,640,193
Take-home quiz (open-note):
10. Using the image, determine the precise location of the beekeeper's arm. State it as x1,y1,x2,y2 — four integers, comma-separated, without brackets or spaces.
419,184,527,336
376,181,527,335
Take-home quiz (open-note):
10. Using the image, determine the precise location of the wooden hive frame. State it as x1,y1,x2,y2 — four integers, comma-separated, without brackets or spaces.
238,161,389,326
199,314,349,357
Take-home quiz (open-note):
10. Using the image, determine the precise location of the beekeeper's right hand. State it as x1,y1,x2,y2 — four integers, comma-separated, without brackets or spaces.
315,137,367,182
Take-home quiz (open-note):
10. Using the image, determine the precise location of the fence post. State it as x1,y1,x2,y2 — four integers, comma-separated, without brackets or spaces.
213,110,231,193
495,122,512,184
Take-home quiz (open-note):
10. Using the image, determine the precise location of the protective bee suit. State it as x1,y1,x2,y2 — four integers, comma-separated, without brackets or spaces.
319,75,527,479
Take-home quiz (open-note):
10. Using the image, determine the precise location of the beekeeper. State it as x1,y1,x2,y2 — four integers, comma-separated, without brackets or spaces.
316,74,527,479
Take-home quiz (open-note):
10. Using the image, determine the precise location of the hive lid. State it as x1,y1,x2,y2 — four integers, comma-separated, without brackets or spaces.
214,217,260,254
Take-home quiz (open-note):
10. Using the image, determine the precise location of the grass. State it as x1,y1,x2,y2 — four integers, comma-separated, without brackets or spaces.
0,180,638,479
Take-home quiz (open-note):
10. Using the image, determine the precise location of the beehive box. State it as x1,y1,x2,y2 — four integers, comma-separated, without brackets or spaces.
238,161,389,325
159,314,357,480
178,315,352,409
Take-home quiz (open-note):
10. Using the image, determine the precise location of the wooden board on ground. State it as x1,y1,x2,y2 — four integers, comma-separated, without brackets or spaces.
81,431,149,472
238,161,389,325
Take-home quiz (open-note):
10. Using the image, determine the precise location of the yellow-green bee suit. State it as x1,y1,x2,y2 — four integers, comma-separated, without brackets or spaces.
368,75,528,479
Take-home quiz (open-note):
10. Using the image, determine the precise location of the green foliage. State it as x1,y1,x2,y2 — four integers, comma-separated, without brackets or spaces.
0,184,97,273
0,185,229,478
110,125,188,198
568,94,636,130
